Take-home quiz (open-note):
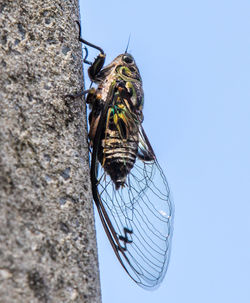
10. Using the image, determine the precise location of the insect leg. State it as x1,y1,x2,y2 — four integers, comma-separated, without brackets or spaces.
75,21,104,55
75,21,106,82
64,88,96,99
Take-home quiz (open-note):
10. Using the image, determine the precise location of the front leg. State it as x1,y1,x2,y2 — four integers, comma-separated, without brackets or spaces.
75,21,106,82
87,53,106,82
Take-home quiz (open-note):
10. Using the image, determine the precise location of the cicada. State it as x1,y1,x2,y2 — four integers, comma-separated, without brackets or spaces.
76,22,174,288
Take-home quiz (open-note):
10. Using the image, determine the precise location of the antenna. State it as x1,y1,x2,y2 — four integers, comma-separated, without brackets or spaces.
125,34,131,53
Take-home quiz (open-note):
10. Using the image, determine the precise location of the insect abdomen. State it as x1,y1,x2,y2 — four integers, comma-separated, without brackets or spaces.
100,127,138,189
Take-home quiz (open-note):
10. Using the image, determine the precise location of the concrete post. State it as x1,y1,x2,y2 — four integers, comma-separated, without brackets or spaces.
0,1,101,302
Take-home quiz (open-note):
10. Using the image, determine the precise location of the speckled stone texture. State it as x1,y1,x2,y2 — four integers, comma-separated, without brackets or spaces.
0,1,101,302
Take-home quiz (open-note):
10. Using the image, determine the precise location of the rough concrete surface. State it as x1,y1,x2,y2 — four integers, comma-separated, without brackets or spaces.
0,1,101,302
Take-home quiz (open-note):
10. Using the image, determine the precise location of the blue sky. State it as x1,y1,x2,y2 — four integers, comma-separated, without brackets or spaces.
80,1,250,302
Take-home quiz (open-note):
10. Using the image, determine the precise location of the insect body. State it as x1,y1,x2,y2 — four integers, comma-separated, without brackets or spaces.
78,22,174,288
88,53,144,190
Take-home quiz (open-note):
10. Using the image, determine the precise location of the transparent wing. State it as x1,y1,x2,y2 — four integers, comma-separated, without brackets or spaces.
91,112,174,288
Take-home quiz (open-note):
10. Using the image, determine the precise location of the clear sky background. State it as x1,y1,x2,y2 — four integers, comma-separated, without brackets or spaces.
80,1,250,302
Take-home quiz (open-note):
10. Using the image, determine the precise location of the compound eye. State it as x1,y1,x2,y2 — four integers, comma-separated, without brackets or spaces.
123,55,133,64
